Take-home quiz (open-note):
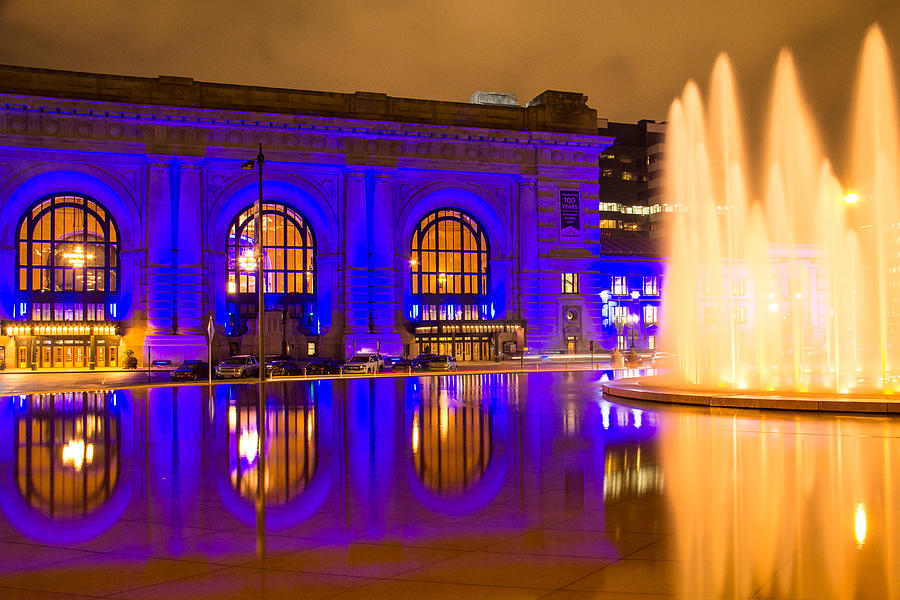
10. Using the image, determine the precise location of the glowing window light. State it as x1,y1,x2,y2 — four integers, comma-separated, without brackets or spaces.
62,245,94,268
855,503,867,548
238,249,257,272
61,439,94,471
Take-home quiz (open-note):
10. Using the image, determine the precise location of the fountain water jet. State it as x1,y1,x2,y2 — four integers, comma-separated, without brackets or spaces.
663,24,900,395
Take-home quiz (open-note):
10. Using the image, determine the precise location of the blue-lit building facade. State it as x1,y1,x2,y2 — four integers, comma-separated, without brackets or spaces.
0,65,663,368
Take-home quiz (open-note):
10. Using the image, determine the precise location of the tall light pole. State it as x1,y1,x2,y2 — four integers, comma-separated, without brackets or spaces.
242,143,266,382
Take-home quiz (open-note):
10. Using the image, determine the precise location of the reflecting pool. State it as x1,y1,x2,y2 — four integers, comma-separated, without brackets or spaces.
0,372,897,598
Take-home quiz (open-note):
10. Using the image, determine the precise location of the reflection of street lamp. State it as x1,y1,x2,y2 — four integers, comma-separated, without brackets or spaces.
241,143,266,382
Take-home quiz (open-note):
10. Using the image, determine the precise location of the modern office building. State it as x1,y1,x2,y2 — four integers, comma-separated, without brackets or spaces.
0,65,664,369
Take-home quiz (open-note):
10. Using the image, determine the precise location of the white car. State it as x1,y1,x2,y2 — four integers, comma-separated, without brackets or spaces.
650,351,676,368
342,354,382,374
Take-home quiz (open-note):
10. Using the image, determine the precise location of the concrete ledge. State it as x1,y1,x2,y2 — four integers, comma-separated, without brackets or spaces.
603,377,900,415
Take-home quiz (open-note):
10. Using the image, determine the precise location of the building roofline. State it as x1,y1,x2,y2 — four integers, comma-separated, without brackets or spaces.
0,64,600,136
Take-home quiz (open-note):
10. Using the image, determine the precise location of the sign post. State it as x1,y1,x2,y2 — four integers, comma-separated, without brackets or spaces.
207,315,215,384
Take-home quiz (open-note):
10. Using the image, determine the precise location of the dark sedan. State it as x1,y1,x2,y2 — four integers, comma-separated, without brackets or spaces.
268,360,304,377
412,353,436,367
392,359,422,373
423,355,459,371
304,358,341,376
170,360,210,381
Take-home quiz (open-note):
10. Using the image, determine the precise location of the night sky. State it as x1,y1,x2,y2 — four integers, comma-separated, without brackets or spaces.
1,0,898,160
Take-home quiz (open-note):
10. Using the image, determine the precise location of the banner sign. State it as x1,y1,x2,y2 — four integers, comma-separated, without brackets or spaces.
559,190,580,237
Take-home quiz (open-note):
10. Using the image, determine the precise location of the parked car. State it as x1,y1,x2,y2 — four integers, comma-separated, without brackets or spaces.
392,358,422,373
268,360,304,377
650,351,676,368
342,354,381,374
412,353,436,367
423,355,459,371
304,358,341,376
170,360,209,381
265,354,292,369
215,355,260,379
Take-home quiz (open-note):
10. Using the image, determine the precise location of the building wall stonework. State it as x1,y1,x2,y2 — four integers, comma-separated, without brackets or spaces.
0,65,664,369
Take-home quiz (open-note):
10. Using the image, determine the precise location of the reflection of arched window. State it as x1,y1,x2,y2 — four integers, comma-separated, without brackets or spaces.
228,390,317,504
412,377,492,494
411,209,489,297
226,201,316,298
15,392,120,517
16,193,119,320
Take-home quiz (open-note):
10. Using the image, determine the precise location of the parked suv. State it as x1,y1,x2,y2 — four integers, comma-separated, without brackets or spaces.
215,355,259,379
342,354,382,374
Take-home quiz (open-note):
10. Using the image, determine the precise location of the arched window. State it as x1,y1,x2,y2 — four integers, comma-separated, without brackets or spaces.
16,193,120,321
226,201,316,298
410,209,489,296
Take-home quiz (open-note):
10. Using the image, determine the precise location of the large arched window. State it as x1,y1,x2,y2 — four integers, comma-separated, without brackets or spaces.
226,201,316,299
410,209,489,296
16,193,120,321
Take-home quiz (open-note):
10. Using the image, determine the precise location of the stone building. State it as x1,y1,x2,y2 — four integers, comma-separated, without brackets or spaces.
0,65,662,369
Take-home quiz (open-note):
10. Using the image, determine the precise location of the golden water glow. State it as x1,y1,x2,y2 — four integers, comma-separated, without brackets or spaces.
855,503,867,548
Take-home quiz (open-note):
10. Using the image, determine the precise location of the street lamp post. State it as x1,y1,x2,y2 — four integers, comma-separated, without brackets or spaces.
242,143,266,383
629,313,640,349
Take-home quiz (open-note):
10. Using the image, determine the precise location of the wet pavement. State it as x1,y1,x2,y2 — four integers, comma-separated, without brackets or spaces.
0,371,896,598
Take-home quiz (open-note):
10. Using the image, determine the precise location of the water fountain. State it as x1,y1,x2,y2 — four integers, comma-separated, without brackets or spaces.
660,24,900,397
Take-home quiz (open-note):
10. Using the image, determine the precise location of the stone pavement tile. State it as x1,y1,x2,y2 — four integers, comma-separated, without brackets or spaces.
754,565,892,599
329,579,549,599
563,559,678,595
4,521,214,556
553,510,674,536
481,528,661,559
0,555,220,597
564,558,766,598
249,541,459,579
0,589,105,600
0,541,94,574
118,529,323,566
395,550,609,589
379,520,525,551
108,566,373,600
539,591,678,600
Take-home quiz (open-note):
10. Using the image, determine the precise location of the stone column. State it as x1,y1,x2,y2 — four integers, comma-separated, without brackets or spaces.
370,170,395,330
146,157,175,336
369,170,402,356
175,160,204,336
517,175,542,343
343,169,369,335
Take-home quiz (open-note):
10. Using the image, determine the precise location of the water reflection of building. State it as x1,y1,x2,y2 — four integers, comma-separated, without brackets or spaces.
596,403,663,502
411,375,493,495
226,386,317,504
16,391,120,517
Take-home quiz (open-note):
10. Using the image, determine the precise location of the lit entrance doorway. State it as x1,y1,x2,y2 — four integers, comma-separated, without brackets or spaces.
416,335,492,361
7,333,121,369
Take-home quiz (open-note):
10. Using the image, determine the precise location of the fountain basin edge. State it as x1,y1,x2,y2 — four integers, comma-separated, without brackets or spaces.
603,376,900,415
